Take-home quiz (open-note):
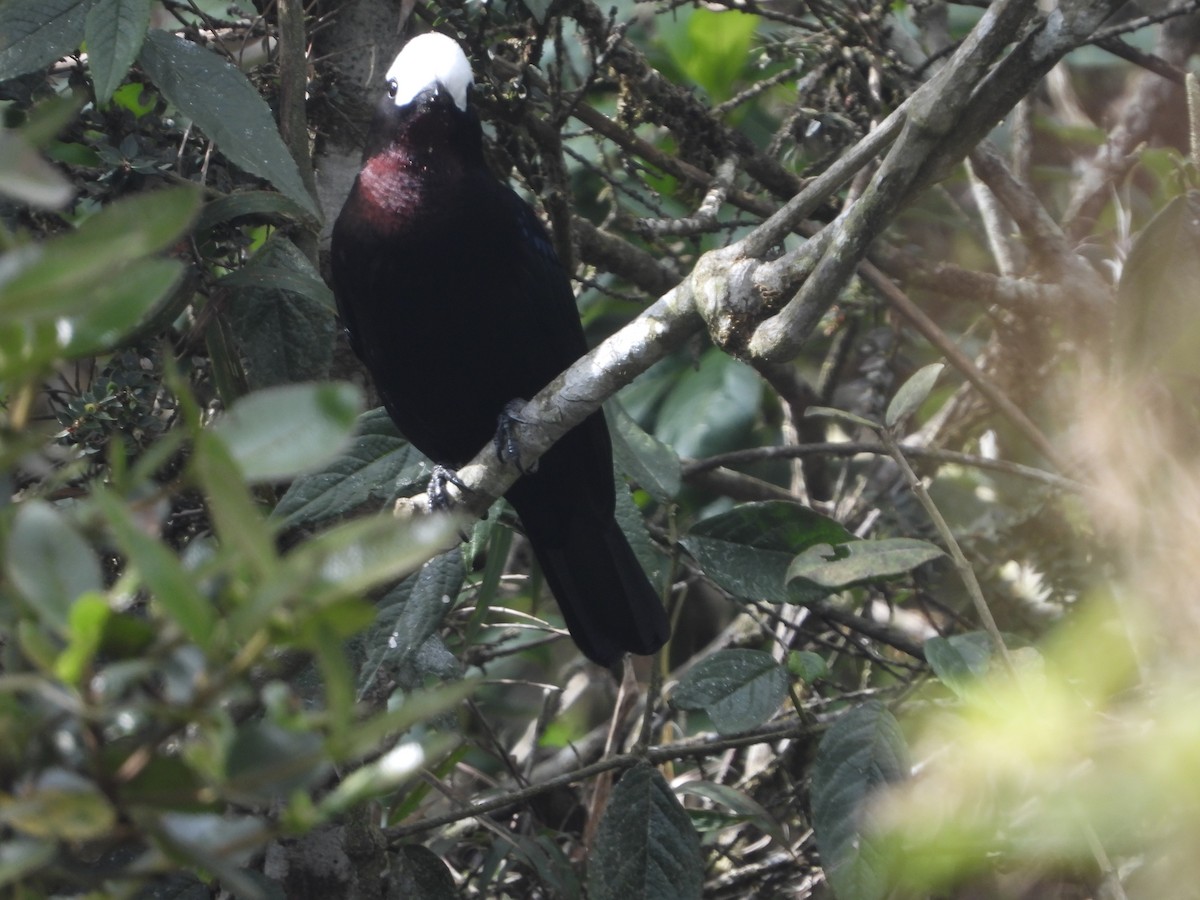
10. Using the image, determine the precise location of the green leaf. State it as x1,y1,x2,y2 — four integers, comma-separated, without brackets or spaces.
885,363,944,428
804,405,879,431
810,701,908,900
608,401,681,501
85,0,151,104
196,189,319,231
655,349,762,457
0,186,198,320
0,769,116,841
675,781,789,847
786,538,945,590
0,837,56,889
218,235,335,389
54,593,110,685
672,649,788,735
613,468,665,591
0,129,73,208
5,500,102,633
138,30,319,216
391,845,458,899
225,722,330,803
787,649,828,683
92,486,215,646
924,631,993,697
1116,191,1200,387
589,763,703,900
0,0,93,82
190,431,278,579
212,382,363,482
660,8,759,102
358,550,464,697
273,408,430,528
681,500,853,604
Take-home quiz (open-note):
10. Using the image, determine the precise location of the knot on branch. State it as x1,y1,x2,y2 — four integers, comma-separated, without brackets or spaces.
692,249,778,357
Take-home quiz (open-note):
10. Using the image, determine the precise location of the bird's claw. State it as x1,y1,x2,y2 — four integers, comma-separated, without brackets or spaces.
494,399,532,474
427,464,469,513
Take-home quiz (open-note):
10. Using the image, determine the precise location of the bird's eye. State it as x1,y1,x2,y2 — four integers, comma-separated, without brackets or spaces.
387,79,398,98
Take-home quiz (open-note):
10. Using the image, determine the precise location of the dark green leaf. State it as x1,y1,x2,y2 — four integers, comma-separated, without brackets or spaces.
85,0,151,103
190,431,278,580
6,500,102,632
681,501,853,604
273,407,430,528
613,468,665,590
675,781,789,847
359,550,464,696
219,235,335,388
924,631,994,697
589,763,702,900
393,844,458,899
0,837,56,888
609,401,681,501
0,0,93,82
786,538,945,590
92,486,215,646
885,363,943,428
196,189,319,231
213,382,363,482
787,650,828,683
138,30,319,216
810,701,908,900
672,649,788,735
225,722,330,803
655,349,761,457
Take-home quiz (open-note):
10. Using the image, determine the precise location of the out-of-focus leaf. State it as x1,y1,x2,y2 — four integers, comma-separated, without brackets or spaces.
392,844,459,899
660,8,759,102
212,382,362,482
190,431,278,579
609,401,681,501
0,129,73,208
225,722,330,803
788,650,828,683
804,405,879,431
0,186,198,319
681,500,853,604
0,0,92,82
138,30,319,216
676,781,789,847
810,701,908,900
85,0,151,104
655,349,761,458
5,501,102,633
924,631,994,697
0,838,56,888
273,408,429,528
672,649,788,735
0,769,116,841
589,763,702,900
219,235,335,388
54,593,110,684
92,486,215,646
885,363,944,428
786,538,945,590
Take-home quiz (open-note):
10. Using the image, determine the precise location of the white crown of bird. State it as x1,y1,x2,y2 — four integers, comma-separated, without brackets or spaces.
386,33,474,112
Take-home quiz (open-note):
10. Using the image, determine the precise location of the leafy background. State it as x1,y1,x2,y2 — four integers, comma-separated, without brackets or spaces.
2,0,1200,897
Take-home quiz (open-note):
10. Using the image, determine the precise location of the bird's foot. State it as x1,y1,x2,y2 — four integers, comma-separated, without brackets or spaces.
427,464,469,513
494,399,535,474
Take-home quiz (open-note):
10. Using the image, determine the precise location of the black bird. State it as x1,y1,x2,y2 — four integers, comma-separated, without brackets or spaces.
330,33,670,666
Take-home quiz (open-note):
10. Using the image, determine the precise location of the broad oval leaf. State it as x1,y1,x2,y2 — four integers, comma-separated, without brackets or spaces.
138,30,319,217
655,348,761,457
0,769,116,841
0,0,93,82
273,407,430,528
924,631,996,697
786,538,945,590
213,382,363,482
85,0,151,104
589,763,702,900
0,130,73,208
225,721,330,803
885,363,943,428
609,400,681,502
672,649,788,735
6,501,102,633
810,701,908,900
681,500,853,604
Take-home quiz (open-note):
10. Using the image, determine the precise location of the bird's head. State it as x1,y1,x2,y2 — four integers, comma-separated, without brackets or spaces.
362,33,482,163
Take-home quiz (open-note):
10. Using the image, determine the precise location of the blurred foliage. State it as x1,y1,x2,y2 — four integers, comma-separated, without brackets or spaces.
1,0,1198,897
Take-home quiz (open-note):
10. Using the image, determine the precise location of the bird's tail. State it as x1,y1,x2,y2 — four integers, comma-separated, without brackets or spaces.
517,506,670,667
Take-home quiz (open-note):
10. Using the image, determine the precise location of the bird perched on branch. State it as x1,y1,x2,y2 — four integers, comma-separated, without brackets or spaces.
330,32,670,667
